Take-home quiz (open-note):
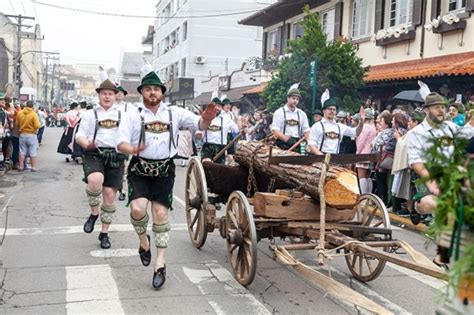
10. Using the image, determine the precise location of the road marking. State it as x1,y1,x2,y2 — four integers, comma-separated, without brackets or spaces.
66,264,124,315
1,194,15,214
90,248,138,258
387,262,446,290
183,263,271,315
173,195,185,207
1,223,188,236
308,264,411,315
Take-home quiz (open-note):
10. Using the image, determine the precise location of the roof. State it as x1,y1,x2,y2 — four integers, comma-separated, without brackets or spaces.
120,52,152,76
191,85,260,105
142,25,154,45
243,82,268,95
239,0,330,28
365,52,474,83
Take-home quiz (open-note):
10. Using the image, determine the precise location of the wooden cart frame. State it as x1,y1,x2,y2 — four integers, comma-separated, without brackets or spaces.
184,152,446,312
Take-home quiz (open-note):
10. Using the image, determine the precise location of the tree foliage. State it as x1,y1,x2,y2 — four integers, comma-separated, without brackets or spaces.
262,6,369,115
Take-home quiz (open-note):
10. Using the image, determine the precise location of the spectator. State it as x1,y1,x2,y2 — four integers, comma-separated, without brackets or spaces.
17,101,40,171
448,102,465,126
355,108,376,194
312,110,323,124
372,111,395,205
37,107,47,145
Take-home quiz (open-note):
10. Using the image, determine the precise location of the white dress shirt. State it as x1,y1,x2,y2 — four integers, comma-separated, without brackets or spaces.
271,105,310,138
117,103,201,160
408,119,473,166
75,104,121,148
308,118,357,154
204,115,238,145
115,101,131,113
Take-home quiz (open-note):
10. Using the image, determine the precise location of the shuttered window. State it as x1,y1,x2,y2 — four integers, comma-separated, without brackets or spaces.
322,8,336,42
352,0,374,38
388,0,413,27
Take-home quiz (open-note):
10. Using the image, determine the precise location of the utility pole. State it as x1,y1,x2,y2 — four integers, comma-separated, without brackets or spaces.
5,14,35,99
43,55,59,107
225,58,229,76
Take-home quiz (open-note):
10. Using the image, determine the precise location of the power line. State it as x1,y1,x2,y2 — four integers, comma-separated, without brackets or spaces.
32,0,41,24
21,0,27,15
31,1,261,19
8,0,16,14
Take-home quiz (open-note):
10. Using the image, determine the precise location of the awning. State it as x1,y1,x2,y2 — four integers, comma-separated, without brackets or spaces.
365,52,474,83
239,0,329,28
243,82,268,95
191,85,260,105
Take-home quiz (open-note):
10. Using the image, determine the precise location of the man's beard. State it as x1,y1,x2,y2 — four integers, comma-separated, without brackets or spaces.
144,95,161,106
428,112,444,125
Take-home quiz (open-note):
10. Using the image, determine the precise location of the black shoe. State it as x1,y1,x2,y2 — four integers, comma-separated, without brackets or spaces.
139,234,152,266
83,214,99,233
410,210,422,225
99,233,111,249
153,265,166,289
396,209,411,217
118,192,126,201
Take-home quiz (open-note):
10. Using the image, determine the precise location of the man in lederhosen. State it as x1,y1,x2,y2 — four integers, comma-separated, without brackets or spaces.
308,98,364,155
200,95,238,164
271,83,310,153
76,79,127,249
115,84,130,201
117,71,217,289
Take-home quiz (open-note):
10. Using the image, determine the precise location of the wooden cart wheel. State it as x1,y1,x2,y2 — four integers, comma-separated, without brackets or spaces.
344,193,391,282
226,191,258,286
185,157,208,249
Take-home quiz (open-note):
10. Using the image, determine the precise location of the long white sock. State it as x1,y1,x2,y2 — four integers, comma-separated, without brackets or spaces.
366,178,373,194
360,178,373,194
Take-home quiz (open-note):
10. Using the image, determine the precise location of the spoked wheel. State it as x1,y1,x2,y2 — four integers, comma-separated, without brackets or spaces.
226,191,257,286
185,157,208,249
344,193,391,282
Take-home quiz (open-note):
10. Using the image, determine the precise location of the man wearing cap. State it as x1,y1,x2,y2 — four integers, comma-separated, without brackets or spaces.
408,92,474,215
115,85,131,113
312,110,323,124
75,79,127,249
308,99,365,155
117,71,218,289
200,95,238,164
271,84,310,153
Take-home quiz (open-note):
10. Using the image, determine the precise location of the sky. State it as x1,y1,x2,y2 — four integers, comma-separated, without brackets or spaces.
0,0,156,71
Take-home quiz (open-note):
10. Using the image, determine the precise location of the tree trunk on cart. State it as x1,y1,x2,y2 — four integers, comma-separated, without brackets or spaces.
235,141,360,208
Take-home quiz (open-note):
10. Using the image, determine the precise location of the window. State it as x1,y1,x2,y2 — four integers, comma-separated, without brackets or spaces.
322,9,335,42
181,58,186,77
388,0,413,27
156,43,160,57
176,27,180,45
174,62,179,79
266,29,279,56
293,23,304,39
183,21,188,41
352,0,373,38
448,0,466,12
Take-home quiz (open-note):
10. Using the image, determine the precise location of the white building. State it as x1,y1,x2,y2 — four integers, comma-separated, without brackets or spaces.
152,0,276,100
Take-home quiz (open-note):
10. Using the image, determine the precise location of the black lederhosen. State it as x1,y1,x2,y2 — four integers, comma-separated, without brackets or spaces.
82,148,126,189
127,156,176,209
201,142,226,164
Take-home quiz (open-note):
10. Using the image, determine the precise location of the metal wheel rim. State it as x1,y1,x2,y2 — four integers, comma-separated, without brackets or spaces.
185,157,208,249
226,191,258,286
344,193,391,282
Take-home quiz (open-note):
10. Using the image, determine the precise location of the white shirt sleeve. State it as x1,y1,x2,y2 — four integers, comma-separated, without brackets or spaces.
116,108,140,149
407,128,424,166
308,122,322,146
300,111,311,133
75,110,92,141
176,107,200,131
271,108,284,131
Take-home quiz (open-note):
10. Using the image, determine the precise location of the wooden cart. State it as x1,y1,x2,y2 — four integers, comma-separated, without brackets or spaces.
184,150,446,313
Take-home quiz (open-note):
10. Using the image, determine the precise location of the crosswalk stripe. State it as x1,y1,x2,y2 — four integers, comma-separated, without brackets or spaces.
183,262,271,315
1,223,188,236
66,264,124,315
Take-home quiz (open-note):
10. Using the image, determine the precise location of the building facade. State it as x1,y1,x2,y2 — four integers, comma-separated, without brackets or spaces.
0,13,43,101
152,0,276,100
240,0,474,108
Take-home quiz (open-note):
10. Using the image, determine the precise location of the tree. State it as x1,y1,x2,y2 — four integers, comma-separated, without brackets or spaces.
262,6,369,115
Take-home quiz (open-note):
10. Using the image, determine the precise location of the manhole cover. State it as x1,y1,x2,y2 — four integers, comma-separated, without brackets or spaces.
0,180,16,188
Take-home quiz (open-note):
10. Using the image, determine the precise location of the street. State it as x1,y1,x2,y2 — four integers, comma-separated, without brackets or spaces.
0,128,447,315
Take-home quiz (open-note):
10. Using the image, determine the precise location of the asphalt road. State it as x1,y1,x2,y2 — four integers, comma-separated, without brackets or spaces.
0,128,450,314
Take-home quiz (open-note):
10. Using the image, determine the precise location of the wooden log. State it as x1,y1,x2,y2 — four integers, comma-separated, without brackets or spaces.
253,191,356,221
235,141,359,208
